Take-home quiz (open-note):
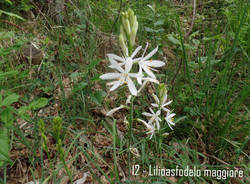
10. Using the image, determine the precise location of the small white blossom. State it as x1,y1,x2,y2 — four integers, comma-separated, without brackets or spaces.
100,57,142,96
137,44,165,84
142,108,161,130
151,93,172,112
137,119,155,139
165,111,176,130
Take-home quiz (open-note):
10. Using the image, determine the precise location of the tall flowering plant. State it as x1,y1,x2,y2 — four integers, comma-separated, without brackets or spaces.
100,8,176,139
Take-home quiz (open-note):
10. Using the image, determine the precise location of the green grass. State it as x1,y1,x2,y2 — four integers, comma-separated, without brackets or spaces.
0,0,249,183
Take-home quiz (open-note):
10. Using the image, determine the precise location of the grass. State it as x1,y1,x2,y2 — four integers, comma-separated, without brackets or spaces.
0,0,249,183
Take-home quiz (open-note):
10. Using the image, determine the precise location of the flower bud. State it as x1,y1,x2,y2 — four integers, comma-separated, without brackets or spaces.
130,20,138,46
128,8,135,26
158,83,167,103
124,19,131,36
120,25,127,40
119,34,128,56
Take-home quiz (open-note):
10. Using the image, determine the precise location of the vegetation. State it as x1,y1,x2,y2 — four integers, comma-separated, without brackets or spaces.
0,0,249,183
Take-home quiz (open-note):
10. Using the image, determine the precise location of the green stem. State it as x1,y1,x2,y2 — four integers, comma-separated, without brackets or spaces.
4,166,6,184
113,119,119,181
128,40,132,56
128,96,135,178
61,154,72,182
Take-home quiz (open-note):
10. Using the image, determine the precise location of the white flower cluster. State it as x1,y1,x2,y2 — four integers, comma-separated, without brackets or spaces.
138,91,176,139
99,8,176,140
100,44,165,96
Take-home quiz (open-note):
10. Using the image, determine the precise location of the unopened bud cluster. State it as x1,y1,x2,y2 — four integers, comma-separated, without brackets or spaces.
120,8,138,56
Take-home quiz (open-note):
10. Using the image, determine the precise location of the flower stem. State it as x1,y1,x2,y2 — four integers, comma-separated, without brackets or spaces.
128,96,135,178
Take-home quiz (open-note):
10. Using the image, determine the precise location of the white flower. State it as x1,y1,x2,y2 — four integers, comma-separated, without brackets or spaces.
137,119,155,139
165,111,176,130
106,105,126,117
137,44,165,83
142,108,161,130
151,93,172,112
100,57,142,96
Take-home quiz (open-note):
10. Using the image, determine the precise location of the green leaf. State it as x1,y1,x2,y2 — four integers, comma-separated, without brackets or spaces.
72,82,88,93
87,58,101,70
1,93,19,107
1,108,13,127
17,106,31,121
168,35,181,45
4,0,12,5
0,10,25,20
91,74,101,81
90,91,106,105
145,27,164,33
192,39,200,45
29,98,48,110
0,127,11,168
154,19,164,26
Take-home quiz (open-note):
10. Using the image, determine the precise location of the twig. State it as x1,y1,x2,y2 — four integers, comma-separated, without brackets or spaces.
0,20,27,33
30,1,51,31
203,153,230,166
184,0,196,40
109,0,123,47
171,56,182,86
76,47,83,63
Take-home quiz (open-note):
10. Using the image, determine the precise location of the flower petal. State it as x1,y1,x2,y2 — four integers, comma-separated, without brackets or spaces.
107,81,118,86
126,95,132,104
151,103,158,107
106,105,126,117
109,57,124,73
136,67,143,85
142,112,153,117
133,57,143,62
110,80,122,91
142,42,149,58
127,77,137,96
108,62,124,69
149,108,155,114
168,123,174,130
162,100,172,107
142,65,156,79
146,60,165,67
142,46,158,61
167,113,176,119
162,107,170,112
137,80,148,94
142,77,159,84
125,58,133,73
107,54,125,63
137,119,151,130
156,120,160,130
162,93,168,104
100,73,121,80
129,72,143,80
131,46,142,58
156,110,161,116
152,93,159,104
